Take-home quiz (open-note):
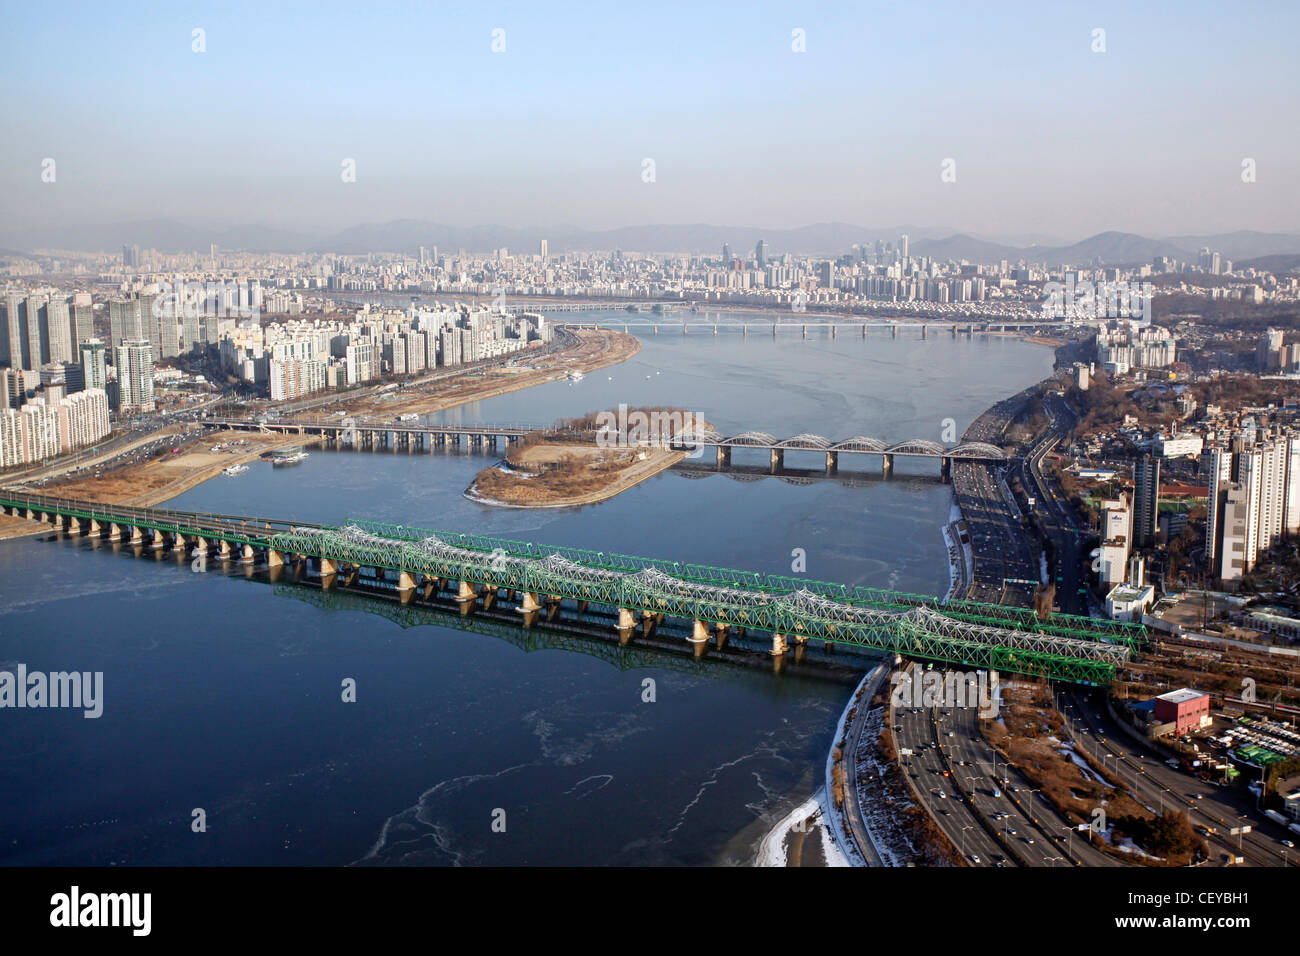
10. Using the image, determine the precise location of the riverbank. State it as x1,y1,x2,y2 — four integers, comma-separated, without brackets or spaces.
0,430,316,540
340,329,640,420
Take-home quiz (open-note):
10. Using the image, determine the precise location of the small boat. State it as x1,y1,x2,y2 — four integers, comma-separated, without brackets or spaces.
223,464,248,476
567,371,585,382
268,450,309,466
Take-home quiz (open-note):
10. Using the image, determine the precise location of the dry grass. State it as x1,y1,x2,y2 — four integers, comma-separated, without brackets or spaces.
980,681,1202,865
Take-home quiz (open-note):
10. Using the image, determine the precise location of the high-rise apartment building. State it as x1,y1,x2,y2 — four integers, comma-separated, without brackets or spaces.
1132,456,1160,549
113,340,155,412
80,340,108,393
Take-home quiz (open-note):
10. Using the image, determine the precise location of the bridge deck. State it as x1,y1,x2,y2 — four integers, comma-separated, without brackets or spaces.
0,492,1140,684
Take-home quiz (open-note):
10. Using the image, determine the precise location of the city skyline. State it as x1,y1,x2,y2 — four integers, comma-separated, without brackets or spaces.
3,1,1299,248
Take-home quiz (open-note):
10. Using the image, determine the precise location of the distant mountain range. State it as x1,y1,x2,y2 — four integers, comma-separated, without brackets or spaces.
11,219,1300,268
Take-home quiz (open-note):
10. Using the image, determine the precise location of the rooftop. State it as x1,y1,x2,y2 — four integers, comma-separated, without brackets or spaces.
1157,688,1208,705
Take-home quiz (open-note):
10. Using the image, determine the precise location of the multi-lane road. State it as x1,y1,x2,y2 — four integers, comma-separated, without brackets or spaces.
1059,686,1296,867
890,665,1122,866
1019,390,1089,615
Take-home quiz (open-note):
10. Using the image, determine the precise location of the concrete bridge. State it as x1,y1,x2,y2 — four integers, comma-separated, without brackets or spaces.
206,417,543,450
0,491,1143,683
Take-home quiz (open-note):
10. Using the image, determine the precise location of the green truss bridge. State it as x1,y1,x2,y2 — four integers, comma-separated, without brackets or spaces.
0,491,1143,684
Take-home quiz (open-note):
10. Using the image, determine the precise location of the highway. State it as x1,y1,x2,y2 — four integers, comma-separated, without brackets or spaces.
891,679,1005,865
1058,686,1296,867
892,665,1123,867
936,689,1121,866
1018,390,1089,616
953,386,1042,605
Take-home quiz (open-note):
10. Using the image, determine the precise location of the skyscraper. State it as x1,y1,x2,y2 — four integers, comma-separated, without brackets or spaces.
71,299,93,347
1132,456,1160,549
756,240,766,268
80,340,108,393
46,297,72,364
113,340,154,412
109,298,143,347
25,293,48,368
2,292,24,369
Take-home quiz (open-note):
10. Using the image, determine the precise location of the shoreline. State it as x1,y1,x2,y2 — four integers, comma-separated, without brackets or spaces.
465,447,688,510
339,329,639,421
0,329,641,536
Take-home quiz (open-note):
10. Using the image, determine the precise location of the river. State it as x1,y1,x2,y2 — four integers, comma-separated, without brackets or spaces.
0,310,1054,866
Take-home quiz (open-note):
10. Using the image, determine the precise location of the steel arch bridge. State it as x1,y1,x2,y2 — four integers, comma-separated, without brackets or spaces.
673,428,1006,460
0,492,1141,684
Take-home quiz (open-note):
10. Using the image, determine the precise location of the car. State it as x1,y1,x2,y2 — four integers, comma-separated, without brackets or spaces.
938,791,947,799
1008,828,1017,835
1026,838,1035,845
1192,793,1204,801
969,854,981,864
1282,839,1295,849
947,731,955,737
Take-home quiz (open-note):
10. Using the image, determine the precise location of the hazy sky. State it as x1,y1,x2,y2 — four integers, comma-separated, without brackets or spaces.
2,0,1298,243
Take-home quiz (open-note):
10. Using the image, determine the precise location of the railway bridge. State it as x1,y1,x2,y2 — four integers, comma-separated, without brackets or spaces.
0,492,1142,683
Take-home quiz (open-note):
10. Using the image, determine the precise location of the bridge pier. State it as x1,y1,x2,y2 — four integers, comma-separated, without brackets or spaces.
242,544,256,564
266,548,284,567
89,518,100,535
689,619,711,659
319,557,339,589
481,586,497,611
770,448,783,472
716,446,730,468
825,451,838,473
891,325,897,338
456,579,477,615
882,453,894,478
714,623,730,650
617,607,637,644
921,325,927,339
940,456,951,483
771,632,788,673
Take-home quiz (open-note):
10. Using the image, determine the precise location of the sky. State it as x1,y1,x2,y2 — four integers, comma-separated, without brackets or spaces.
1,0,1298,246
